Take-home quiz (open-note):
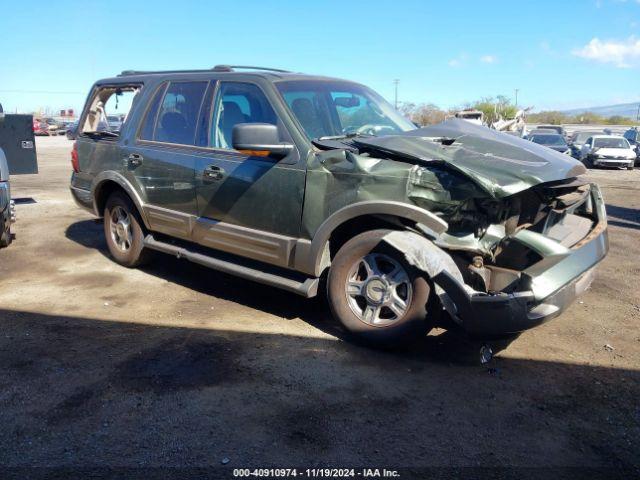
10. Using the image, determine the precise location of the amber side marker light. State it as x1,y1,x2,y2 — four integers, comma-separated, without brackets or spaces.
238,150,270,157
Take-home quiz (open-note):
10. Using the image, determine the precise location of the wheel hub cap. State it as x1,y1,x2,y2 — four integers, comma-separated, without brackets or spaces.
109,206,133,252
364,278,389,304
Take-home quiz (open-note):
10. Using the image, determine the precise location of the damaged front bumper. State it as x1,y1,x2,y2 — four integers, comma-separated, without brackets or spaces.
385,184,608,337
442,184,608,336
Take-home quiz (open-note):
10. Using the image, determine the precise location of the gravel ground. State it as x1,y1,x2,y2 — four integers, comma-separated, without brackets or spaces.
0,136,638,476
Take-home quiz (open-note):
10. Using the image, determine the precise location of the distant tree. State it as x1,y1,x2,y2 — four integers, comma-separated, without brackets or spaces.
398,102,448,126
605,115,634,125
527,111,569,125
471,96,518,125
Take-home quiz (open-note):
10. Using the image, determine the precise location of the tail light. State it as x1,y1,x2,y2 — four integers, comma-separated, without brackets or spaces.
71,141,79,173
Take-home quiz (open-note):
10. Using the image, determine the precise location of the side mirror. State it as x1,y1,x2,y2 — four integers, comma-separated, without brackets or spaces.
232,123,294,159
0,103,4,124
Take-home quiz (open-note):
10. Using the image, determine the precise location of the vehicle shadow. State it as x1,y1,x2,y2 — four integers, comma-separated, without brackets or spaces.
0,307,637,470
64,219,509,365
605,204,640,231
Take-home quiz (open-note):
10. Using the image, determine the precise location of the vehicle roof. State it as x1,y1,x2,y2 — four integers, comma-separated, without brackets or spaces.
529,132,564,136
94,67,357,86
572,130,602,135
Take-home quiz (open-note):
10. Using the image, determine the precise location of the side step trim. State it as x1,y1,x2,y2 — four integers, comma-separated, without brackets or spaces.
143,235,319,298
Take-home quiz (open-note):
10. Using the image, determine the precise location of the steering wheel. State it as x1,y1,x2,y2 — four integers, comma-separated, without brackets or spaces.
356,124,395,136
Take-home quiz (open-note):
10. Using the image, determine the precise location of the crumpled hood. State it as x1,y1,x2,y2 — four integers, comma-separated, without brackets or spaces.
353,119,586,198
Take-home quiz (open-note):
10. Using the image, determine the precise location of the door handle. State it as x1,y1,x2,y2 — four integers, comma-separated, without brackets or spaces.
127,153,143,167
203,165,225,181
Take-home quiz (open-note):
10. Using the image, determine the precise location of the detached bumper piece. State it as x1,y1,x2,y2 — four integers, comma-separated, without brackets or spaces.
436,184,608,337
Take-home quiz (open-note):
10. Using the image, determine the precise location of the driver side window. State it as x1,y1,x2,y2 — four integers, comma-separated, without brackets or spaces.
210,82,278,149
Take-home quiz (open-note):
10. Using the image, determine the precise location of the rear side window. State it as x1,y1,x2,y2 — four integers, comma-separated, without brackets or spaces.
81,85,140,137
143,81,207,145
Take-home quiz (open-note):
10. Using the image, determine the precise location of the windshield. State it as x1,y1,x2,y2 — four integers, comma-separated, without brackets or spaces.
573,132,599,144
594,137,630,149
276,80,416,140
530,134,567,146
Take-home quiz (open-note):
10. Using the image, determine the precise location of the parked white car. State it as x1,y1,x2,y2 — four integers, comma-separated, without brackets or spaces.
580,135,636,169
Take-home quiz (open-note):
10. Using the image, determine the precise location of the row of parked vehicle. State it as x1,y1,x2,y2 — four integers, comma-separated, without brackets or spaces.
33,114,125,140
525,125,639,170
32,117,76,137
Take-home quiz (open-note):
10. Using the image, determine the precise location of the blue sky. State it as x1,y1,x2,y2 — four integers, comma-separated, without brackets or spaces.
1,0,639,114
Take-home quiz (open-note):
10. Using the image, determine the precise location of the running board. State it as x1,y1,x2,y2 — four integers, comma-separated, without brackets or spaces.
143,234,320,298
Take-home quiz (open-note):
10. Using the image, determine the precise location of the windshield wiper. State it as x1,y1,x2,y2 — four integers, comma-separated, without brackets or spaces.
84,130,119,138
315,132,374,141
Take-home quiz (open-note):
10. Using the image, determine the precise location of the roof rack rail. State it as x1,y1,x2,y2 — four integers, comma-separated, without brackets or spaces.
118,65,292,77
212,65,292,73
118,69,212,77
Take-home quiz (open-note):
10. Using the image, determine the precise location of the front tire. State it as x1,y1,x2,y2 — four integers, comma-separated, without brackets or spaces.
327,229,432,346
103,191,152,267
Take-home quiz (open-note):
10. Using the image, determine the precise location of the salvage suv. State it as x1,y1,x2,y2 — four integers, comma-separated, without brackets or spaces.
70,66,608,345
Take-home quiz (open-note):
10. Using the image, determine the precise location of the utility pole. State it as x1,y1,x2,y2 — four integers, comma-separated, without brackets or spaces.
514,89,519,108
393,79,400,109
636,103,640,121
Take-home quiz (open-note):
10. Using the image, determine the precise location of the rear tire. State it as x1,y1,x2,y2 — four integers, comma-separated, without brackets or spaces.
327,229,432,347
103,191,152,267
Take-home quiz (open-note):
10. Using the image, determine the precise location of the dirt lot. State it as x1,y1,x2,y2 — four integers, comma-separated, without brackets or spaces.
0,136,639,475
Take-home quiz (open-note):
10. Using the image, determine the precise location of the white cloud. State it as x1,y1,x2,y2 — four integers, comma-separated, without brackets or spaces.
447,53,470,68
572,36,640,67
480,55,497,64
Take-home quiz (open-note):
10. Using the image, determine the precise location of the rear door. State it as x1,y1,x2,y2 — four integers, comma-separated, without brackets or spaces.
123,80,210,239
0,112,38,175
192,81,306,267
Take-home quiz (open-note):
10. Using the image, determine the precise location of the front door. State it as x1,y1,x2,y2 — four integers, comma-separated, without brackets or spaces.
193,81,306,267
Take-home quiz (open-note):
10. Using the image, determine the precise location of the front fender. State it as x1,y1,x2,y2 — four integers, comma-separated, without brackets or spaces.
293,200,448,277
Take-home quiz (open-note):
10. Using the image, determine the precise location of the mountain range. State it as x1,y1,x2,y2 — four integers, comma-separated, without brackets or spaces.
561,102,640,119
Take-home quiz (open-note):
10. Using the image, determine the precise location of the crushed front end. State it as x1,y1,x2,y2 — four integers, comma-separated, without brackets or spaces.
426,179,608,336
351,120,609,337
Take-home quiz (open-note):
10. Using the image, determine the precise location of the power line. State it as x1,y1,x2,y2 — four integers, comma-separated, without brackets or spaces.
0,89,84,94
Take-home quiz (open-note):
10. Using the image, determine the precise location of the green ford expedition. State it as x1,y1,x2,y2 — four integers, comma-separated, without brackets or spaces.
70,66,608,345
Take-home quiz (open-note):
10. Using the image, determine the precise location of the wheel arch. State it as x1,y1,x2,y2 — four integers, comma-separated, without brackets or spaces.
295,201,448,277
91,172,149,229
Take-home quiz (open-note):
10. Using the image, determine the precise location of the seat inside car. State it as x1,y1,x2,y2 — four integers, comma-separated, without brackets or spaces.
220,101,247,147
157,111,190,144
291,97,324,139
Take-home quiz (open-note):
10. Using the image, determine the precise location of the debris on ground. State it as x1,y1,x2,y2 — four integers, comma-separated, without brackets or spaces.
480,344,493,364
